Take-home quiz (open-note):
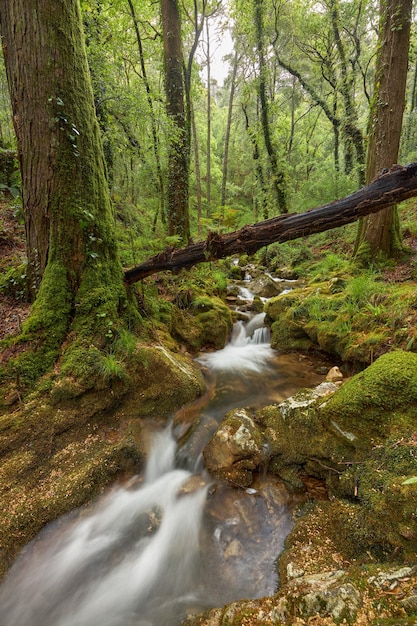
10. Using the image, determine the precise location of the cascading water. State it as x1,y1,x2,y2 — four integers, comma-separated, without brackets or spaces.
196,312,273,374
0,282,327,626
0,429,208,626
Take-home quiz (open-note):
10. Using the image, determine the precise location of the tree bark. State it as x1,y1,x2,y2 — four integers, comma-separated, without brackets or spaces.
242,103,268,220
355,0,412,260
191,104,203,235
254,0,287,214
161,0,190,243
221,51,238,207
206,18,212,217
124,162,417,283
0,0,126,384
329,0,365,184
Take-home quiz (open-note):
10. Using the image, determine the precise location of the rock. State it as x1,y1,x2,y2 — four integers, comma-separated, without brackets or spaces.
275,266,298,280
368,566,416,589
178,475,208,495
249,274,283,298
325,365,343,382
299,581,361,622
224,538,243,558
288,570,362,622
401,594,417,614
279,382,339,419
259,381,348,491
203,408,264,487
320,351,417,443
287,561,304,579
171,295,233,352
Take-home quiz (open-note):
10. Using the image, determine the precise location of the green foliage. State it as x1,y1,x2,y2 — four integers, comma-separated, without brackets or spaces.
0,264,28,300
95,353,127,382
260,240,313,273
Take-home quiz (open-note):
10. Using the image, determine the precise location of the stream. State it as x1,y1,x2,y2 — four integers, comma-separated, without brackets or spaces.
0,283,328,626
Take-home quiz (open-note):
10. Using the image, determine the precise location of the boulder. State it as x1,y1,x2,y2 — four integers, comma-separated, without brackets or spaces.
171,295,233,352
249,274,283,298
203,408,265,487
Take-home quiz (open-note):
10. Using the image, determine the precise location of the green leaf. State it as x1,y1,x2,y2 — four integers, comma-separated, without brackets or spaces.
402,476,417,485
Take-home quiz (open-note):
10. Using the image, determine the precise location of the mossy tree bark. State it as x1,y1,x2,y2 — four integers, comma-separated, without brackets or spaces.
0,0,130,388
355,0,412,261
329,0,365,184
254,0,287,215
161,0,190,244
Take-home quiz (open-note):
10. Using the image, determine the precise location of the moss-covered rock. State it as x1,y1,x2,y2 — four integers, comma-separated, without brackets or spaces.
264,276,417,366
320,350,417,445
171,295,232,352
259,382,353,492
261,352,417,559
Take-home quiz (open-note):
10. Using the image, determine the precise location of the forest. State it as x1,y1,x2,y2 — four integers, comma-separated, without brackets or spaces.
1,0,417,625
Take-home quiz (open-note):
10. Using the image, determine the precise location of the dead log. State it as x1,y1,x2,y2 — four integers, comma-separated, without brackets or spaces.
124,162,417,284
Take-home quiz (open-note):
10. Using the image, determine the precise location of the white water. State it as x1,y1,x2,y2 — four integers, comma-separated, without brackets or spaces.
197,312,273,374
0,430,208,626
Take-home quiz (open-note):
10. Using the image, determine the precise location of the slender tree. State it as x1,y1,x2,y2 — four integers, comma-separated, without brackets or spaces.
127,0,165,226
161,0,190,243
221,51,239,207
253,0,287,214
206,18,212,217
355,0,413,260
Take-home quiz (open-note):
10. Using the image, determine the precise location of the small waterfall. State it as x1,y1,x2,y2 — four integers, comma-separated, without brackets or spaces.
197,311,273,373
252,325,271,344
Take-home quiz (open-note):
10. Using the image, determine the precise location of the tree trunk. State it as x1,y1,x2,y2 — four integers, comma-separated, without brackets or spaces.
329,0,365,184
124,162,417,283
355,0,412,260
191,104,203,235
221,51,238,207
127,0,165,226
161,0,190,243
0,0,126,385
254,0,287,214
206,19,212,218
242,103,268,220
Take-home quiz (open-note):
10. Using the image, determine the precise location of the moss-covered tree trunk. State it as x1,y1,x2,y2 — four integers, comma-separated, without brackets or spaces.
254,0,287,215
0,0,128,388
355,0,412,261
161,0,190,244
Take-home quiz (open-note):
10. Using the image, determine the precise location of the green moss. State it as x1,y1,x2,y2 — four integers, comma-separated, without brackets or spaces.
1,262,72,390
0,263,29,300
171,294,232,352
320,351,417,442
352,434,417,559
60,344,102,383
265,271,417,365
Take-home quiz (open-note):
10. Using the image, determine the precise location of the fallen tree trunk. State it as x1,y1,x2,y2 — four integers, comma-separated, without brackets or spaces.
124,163,417,284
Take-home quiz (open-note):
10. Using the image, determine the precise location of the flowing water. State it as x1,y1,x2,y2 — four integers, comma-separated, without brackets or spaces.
0,286,328,626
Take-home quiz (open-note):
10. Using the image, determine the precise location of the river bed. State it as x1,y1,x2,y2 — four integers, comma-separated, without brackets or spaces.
0,290,332,626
